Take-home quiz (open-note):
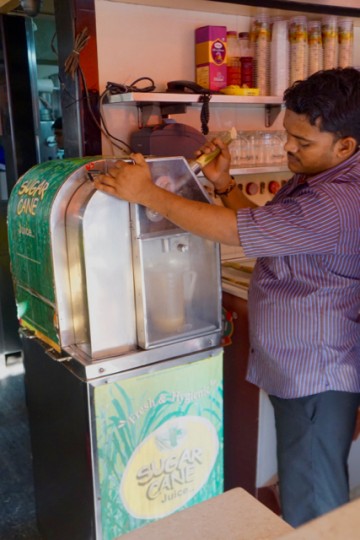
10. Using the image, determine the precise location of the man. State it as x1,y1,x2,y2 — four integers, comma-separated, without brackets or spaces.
52,116,64,157
94,68,360,527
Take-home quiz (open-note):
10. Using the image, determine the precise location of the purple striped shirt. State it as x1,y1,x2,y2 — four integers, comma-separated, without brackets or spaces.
237,151,360,398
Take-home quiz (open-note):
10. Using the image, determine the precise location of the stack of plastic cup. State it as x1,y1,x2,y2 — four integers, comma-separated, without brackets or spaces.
338,18,353,68
270,19,289,96
252,15,271,95
308,20,323,75
322,15,338,70
289,16,308,85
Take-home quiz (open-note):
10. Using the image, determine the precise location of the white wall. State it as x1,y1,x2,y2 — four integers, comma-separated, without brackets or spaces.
94,1,360,156
94,0,277,155
95,1,254,90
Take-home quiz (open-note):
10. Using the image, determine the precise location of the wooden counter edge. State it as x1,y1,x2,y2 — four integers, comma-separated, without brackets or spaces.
117,487,293,540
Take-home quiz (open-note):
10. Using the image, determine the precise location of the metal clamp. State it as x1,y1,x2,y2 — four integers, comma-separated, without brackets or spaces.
45,348,72,363
19,327,36,340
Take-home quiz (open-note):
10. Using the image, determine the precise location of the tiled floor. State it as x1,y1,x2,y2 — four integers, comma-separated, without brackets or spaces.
0,354,42,539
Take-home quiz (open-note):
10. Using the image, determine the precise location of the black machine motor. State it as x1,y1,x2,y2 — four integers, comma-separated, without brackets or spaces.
130,122,207,159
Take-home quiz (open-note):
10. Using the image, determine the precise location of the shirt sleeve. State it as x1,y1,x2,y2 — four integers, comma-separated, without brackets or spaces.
237,186,341,258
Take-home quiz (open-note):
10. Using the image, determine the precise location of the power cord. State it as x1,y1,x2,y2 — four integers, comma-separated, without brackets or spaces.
199,94,211,136
64,27,91,79
98,77,156,153
60,28,133,154
105,78,156,95
62,28,208,149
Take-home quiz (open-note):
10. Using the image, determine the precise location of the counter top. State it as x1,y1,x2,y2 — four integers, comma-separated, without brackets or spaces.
119,487,293,540
221,259,254,300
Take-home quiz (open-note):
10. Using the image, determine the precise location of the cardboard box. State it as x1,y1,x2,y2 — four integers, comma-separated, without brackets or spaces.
195,25,227,91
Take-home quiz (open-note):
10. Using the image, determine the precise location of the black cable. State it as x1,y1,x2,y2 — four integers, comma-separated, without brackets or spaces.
106,77,156,95
62,28,134,154
199,94,211,136
79,68,133,154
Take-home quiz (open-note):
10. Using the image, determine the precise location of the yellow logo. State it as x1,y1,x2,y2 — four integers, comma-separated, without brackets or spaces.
16,178,50,216
120,415,219,519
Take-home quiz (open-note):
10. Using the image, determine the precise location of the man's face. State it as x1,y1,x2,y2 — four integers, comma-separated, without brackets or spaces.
54,128,64,150
283,109,345,175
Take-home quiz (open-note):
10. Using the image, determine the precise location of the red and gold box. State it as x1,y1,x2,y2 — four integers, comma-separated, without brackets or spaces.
195,26,227,91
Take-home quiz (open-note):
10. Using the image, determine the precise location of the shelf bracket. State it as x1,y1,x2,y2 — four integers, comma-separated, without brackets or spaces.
265,104,282,127
137,102,189,126
160,103,188,117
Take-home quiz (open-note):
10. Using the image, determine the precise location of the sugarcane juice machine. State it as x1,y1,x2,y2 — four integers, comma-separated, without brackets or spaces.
7,156,223,539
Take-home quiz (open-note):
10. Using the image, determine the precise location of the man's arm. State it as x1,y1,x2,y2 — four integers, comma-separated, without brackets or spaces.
94,153,242,246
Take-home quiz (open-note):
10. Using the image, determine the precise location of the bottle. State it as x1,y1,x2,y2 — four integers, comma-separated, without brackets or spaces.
240,57,254,88
238,32,254,87
226,31,241,86
238,32,253,57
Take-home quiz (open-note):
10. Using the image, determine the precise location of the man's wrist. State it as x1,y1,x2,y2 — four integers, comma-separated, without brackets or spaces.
213,172,233,190
214,175,237,197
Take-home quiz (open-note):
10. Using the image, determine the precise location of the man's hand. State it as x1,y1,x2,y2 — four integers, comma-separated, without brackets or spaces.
195,136,232,191
94,153,155,204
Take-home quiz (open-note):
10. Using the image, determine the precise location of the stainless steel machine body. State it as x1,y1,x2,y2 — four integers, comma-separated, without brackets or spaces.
7,156,222,378
8,156,224,539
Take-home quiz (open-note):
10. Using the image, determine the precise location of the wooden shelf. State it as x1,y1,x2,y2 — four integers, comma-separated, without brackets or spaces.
106,92,284,106
231,164,289,174
105,92,284,127
103,0,360,21
197,165,289,177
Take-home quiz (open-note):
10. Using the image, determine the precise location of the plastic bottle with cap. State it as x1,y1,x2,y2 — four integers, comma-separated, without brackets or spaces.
238,32,254,88
226,31,241,86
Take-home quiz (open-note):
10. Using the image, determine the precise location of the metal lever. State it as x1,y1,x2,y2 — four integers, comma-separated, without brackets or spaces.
86,169,103,182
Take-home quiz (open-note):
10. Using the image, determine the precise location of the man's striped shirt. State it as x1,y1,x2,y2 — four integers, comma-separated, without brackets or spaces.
237,151,360,398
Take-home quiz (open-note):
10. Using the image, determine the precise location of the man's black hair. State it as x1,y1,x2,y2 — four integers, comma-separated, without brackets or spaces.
52,117,62,130
283,67,360,145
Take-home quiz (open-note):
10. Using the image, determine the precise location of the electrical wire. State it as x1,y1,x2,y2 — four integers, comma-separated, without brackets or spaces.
105,78,156,95
199,94,211,136
96,77,158,154
64,27,91,79
63,28,209,151
63,27,133,155
79,68,133,154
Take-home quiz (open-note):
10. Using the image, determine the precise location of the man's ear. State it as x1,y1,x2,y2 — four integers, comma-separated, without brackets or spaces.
336,136,358,158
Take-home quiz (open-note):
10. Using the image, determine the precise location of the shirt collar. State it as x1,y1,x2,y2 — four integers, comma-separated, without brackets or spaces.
294,150,360,187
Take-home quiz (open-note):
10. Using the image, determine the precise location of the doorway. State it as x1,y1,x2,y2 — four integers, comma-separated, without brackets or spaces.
33,0,63,161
